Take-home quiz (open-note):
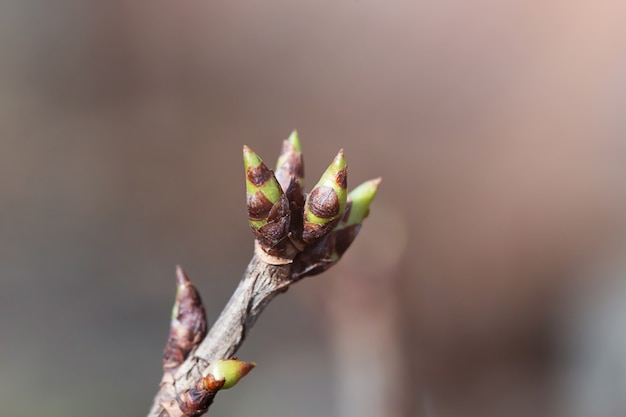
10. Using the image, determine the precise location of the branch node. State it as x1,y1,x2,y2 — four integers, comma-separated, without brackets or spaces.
254,240,294,265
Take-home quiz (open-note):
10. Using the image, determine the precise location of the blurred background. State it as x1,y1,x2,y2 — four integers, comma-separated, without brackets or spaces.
1,1,626,416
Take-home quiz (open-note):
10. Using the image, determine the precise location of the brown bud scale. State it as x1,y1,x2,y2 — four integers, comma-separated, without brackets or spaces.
253,205,290,249
247,191,274,221
252,196,290,253
163,267,208,373
256,220,289,248
275,147,304,192
266,196,287,222
292,223,362,280
203,374,227,391
302,221,336,243
246,164,273,187
291,234,335,279
334,166,348,189
176,388,216,417
308,186,340,219
332,224,361,257
285,178,305,239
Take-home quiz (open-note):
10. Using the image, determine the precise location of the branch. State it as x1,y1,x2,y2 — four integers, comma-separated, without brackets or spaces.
146,131,381,417
148,245,293,417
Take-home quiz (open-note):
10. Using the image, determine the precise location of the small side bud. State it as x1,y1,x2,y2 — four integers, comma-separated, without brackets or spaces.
203,359,256,391
331,178,381,258
244,145,291,254
302,149,348,243
336,178,381,230
163,266,208,373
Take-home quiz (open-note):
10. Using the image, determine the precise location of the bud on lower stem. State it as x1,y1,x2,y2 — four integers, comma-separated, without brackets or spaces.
176,359,256,416
302,149,348,243
203,359,256,390
177,387,216,417
163,266,208,373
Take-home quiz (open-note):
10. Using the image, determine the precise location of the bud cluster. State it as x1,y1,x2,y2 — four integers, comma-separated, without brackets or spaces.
243,130,380,279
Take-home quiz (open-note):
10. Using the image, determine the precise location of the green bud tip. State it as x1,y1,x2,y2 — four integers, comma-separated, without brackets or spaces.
287,130,301,152
243,145,281,203
339,178,381,229
317,149,346,188
204,359,256,390
243,145,262,169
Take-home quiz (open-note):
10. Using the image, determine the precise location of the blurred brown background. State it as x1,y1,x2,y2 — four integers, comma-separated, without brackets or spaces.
1,1,626,416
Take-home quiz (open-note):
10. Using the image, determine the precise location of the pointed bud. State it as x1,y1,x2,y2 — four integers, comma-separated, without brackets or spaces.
275,131,306,240
275,130,304,192
163,266,208,373
203,359,256,390
336,178,381,230
302,149,348,243
244,146,291,253
244,145,282,207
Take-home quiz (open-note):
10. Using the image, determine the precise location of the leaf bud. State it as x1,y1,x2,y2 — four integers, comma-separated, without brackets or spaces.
203,359,256,391
302,149,347,243
244,145,291,253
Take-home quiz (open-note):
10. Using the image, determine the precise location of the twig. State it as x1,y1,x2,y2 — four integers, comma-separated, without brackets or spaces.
146,135,380,416
148,246,293,417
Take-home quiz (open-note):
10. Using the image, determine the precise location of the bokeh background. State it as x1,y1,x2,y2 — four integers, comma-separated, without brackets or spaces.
1,1,626,416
